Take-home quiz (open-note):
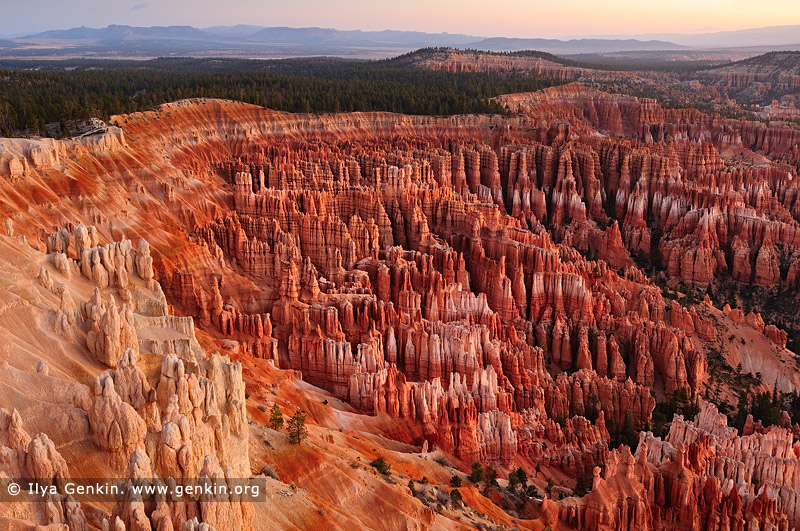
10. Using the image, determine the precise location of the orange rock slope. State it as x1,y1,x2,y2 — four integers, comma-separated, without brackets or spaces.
1,86,799,530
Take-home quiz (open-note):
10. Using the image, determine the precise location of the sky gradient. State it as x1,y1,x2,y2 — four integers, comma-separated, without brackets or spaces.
3,0,800,38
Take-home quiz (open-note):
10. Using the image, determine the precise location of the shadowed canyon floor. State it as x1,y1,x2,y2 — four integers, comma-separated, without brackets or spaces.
1,85,800,530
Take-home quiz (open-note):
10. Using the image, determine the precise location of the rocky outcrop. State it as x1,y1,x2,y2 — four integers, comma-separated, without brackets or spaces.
722,305,788,347
560,402,798,530
86,300,139,368
0,408,89,530
0,232,252,530
89,372,147,455
765,324,788,348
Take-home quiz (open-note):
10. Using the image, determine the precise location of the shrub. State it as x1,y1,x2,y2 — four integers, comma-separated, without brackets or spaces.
370,456,391,476
434,455,451,468
261,465,280,481
525,484,540,498
545,477,554,497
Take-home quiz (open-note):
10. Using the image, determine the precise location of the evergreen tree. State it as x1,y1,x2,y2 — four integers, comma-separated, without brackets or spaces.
483,465,499,495
525,484,540,499
287,410,307,445
467,461,484,484
485,466,499,487
574,474,588,496
509,467,528,492
450,488,463,509
269,403,284,431
621,411,637,447
370,456,391,476
733,391,749,432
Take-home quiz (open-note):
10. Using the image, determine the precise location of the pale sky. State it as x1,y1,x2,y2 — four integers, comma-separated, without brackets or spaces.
2,0,800,38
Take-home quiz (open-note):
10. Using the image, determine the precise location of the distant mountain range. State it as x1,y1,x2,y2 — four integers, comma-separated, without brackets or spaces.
464,37,685,54
22,25,685,52
606,25,800,49
1,24,798,59
34,25,211,40
30,25,482,47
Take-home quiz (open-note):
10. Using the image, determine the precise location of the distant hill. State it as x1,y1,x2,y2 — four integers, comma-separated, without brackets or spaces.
390,47,604,70
34,24,216,41
713,50,800,69
465,37,687,54
610,25,800,49
245,27,480,47
202,25,266,38
696,51,800,104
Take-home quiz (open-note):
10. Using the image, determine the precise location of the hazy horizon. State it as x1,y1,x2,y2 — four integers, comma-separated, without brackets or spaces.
4,0,800,39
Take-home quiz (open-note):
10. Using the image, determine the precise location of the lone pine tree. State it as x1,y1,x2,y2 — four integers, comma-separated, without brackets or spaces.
287,410,308,445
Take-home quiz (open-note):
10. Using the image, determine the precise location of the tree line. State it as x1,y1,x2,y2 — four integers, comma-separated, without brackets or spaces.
0,56,564,136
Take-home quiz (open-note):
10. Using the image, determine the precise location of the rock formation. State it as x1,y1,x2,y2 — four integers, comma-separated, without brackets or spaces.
1,84,800,529
0,232,252,530
562,402,800,531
